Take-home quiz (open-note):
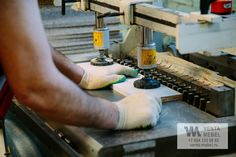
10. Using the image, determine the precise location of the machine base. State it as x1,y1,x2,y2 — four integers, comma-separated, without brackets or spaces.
90,57,113,66
134,77,160,89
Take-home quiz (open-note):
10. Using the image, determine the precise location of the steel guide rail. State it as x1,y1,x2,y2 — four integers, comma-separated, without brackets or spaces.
113,57,235,117
89,1,179,37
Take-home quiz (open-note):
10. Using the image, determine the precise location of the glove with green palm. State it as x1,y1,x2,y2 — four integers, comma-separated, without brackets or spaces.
79,64,138,89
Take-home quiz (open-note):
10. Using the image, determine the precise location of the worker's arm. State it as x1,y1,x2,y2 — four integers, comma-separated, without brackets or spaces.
0,1,161,130
48,48,162,130
51,47,84,85
0,1,118,129
51,47,139,89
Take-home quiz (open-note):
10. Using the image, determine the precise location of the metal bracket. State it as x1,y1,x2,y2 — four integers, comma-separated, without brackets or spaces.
78,0,90,10
119,0,154,25
121,25,141,57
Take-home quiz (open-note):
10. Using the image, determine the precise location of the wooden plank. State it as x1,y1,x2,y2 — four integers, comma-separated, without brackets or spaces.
176,17,236,54
130,51,236,88
0,129,5,157
77,62,182,102
221,47,236,56
190,12,222,23
155,53,236,88
135,4,182,24
113,77,182,102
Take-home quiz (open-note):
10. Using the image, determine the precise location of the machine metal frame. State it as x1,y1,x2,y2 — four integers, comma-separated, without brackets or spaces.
77,0,236,54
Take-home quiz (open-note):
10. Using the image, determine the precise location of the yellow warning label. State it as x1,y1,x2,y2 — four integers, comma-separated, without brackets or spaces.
141,49,156,65
93,31,103,47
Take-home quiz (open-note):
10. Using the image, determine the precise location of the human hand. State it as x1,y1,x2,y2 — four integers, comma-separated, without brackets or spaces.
114,92,162,130
79,64,138,89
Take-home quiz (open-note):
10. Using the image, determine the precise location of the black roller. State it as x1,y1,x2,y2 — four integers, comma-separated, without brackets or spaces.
90,57,113,66
134,77,160,89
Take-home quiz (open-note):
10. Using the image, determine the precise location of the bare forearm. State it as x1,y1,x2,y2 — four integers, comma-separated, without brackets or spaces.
0,0,118,129
51,47,84,84
48,47,118,127
33,73,118,128
18,72,118,128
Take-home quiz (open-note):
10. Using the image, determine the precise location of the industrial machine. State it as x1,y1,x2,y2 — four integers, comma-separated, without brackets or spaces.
90,12,114,66
90,11,124,66
80,0,236,117
2,0,236,156
134,26,160,89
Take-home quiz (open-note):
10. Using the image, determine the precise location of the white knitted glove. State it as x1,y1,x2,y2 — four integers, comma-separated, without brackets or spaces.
115,92,162,130
79,64,138,90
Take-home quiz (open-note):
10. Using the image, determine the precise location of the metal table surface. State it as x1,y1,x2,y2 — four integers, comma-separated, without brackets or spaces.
49,89,236,157
3,88,236,157
2,88,236,157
